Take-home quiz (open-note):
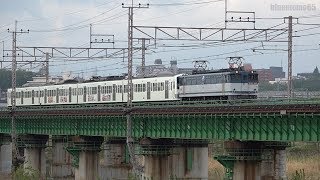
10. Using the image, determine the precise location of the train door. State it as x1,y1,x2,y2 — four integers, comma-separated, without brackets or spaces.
165,81,169,99
121,85,124,102
44,89,47,104
31,90,35,104
21,91,24,105
112,84,116,101
69,87,72,103
147,82,151,100
83,86,87,102
56,88,59,103
97,85,101,102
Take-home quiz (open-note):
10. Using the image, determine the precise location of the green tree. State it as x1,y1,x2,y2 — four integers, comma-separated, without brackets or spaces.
0,69,35,90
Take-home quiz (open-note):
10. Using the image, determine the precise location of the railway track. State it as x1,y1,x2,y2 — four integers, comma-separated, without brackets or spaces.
0,103,319,116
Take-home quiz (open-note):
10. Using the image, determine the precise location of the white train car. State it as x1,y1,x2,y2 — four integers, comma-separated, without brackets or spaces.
7,74,181,107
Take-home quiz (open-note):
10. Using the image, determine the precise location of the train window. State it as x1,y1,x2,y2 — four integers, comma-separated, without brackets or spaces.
124,85,128,93
143,84,146,92
153,83,157,91
242,74,248,82
160,83,164,91
35,91,38,97
249,74,258,83
230,74,241,83
92,87,97,94
77,88,82,95
101,86,105,94
72,89,76,96
204,76,211,84
25,91,30,98
59,89,63,96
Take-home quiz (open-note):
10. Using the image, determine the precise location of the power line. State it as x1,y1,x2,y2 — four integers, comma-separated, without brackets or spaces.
18,0,119,22
29,5,122,32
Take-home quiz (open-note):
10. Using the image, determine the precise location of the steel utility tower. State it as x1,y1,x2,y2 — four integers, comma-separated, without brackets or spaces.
7,20,29,170
287,16,293,98
122,2,149,174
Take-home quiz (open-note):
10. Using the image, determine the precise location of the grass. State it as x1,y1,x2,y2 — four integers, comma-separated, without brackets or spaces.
287,143,320,180
208,158,225,179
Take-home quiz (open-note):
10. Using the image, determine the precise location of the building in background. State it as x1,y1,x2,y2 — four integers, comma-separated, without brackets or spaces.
255,69,273,82
255,66,285,82
270,66,285,80
136,59,195,77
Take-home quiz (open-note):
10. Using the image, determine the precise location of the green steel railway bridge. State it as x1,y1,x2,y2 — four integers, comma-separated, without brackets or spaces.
0,98,319,179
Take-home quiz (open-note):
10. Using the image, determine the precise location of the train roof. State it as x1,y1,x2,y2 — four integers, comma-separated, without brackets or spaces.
191,67,256,75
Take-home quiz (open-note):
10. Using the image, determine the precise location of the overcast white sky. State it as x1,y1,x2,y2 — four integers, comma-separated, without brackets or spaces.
1,0,320,78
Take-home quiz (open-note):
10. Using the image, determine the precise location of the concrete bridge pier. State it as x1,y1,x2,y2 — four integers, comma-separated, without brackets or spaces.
99,138,131,179
68,136,103,180
274,149,287,180
0,134,12,175
22,135,48,178
139,139,173,180
51,136,74,180
216,141,288,180
140,139,209,180
169,145,208,179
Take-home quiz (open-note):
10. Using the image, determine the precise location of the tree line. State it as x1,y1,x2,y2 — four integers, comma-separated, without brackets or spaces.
0,69,35,91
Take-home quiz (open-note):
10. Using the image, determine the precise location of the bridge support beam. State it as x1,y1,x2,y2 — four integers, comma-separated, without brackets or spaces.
67,136,103,180
100,138,131,179
215,141,288,180
51,136,74,180
22,135,48,178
